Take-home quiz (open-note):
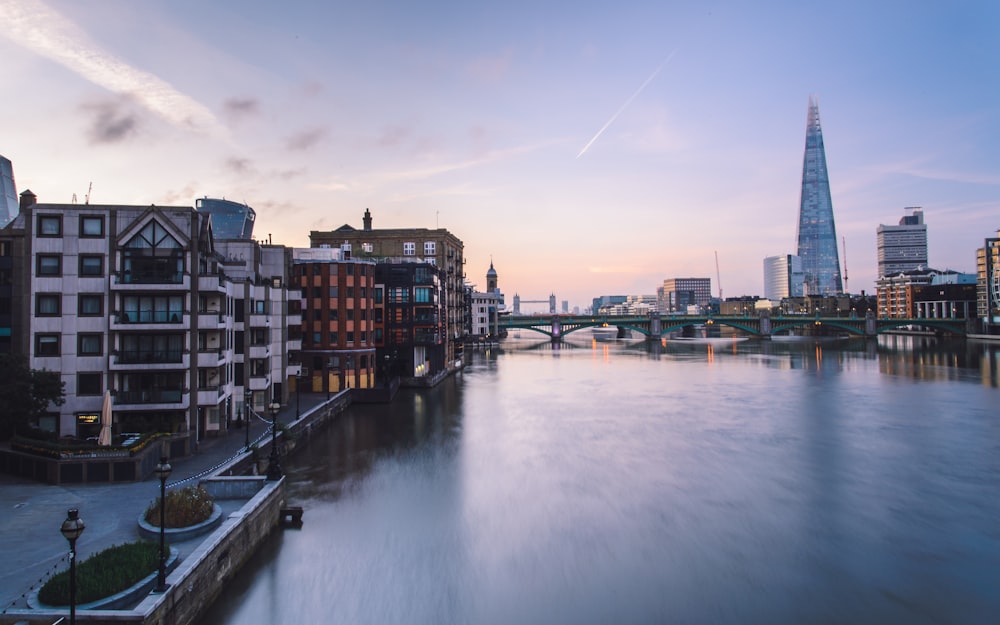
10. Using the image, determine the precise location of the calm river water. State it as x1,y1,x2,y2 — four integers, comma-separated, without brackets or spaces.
199,335,1000,625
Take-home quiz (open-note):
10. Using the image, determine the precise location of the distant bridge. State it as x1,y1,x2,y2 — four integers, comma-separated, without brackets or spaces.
499,312,971,340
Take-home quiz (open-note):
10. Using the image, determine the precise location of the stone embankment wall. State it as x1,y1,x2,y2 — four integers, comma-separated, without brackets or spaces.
1,394,355,625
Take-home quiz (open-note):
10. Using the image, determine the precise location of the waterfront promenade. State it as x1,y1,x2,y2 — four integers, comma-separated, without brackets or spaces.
0,394,328,615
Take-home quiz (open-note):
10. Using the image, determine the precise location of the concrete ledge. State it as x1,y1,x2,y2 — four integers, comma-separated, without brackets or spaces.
137,504,223,542
199,475,267,500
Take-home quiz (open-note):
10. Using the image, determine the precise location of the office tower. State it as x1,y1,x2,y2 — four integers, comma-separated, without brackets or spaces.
658,278,712,313
795,98,843,296
0,155,19,227
877,207,927,277
196,198,256,240
763,254,804,300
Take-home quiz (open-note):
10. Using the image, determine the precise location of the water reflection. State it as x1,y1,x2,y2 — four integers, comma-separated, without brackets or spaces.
199,336,1000,625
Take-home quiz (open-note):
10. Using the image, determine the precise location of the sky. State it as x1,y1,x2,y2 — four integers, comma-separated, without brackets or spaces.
1,0,998,312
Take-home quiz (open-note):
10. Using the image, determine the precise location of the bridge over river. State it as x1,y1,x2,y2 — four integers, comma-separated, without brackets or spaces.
499,311,972,340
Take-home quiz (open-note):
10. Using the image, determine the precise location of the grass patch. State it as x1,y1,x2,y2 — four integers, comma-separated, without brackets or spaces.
39,541,161,606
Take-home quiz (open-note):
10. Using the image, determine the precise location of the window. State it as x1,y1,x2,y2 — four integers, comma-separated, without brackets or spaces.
346,309,354,321
121,220,183,284
328,286,338,298
403,242,415,256
250,328,269,345
346,331,354,343
80,255,104,277
415,287,432,303
424,241,436,256
35,333,60,356
79,294,103,316
346,264,354,276
374,287,383,304
77,373,102,396
250,359,268,377
78,333,103,356
362,242,373,253
37,254,62,276
389,287,410,303
312,332,321,344
38,215,62,237
80,215,105,238
121,295,183,323
36,293,61,316
346,287,354,298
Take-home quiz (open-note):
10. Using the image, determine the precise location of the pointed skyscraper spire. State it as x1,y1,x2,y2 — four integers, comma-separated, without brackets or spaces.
795,97,843,296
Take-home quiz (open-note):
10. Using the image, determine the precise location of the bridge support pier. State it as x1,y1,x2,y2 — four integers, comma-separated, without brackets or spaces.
759,310,772,339
551,317,562,343
648,313,661,341
865,311,877,337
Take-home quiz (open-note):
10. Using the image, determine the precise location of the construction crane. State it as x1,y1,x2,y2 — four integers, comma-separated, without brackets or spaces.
714,250,723,301
842,235,849,294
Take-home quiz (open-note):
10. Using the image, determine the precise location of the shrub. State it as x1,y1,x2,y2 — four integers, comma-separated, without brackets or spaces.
38,541,161,606
145,485,214,528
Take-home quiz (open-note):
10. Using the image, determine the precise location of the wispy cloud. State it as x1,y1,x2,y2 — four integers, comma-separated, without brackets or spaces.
81,96,140,144
0,0,224,136
222,97,261,123
285,127,328,151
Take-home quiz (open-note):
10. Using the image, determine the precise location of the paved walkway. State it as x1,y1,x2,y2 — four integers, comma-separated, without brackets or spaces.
0,395,327,613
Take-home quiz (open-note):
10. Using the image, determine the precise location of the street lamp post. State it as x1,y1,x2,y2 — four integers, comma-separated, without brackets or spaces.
244,389,252,451
154,457,172,592
60,508,85,625
296,374,301,417
266,401,282,480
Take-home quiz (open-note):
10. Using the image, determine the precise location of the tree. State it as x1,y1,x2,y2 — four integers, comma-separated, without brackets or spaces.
0,354,65,440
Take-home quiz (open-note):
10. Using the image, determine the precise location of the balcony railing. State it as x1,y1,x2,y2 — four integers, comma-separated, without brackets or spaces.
115,311,185,324
115,389,184,404
116,271,184,285
115,350,184,364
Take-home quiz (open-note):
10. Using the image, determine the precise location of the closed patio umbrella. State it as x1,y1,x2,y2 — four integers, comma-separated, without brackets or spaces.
98,390,112,446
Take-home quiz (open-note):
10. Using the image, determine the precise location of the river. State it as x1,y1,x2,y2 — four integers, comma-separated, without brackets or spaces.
198,335,1000,625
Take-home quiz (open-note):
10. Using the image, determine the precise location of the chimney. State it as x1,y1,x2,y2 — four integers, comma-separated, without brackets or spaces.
19,189,36,210
363,208,372,231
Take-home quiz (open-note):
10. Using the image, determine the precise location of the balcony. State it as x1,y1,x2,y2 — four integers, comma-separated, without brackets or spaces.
413,329,440,345
197,349,223,367
114,388,186,406
111,310,187,332
198,311,224,328
198,274,227,291
114,350,184,364
113,271,189,290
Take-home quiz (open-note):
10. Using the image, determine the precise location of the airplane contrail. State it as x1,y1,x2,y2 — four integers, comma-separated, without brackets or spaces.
576,49,678,159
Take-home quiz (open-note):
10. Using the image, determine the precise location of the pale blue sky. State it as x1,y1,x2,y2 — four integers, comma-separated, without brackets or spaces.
1,0,997,310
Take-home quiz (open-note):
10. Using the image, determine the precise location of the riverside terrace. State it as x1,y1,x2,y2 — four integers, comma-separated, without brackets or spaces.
499,311,973,341
0,391,350,625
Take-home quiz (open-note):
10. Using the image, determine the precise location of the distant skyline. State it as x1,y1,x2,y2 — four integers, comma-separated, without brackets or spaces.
1,0,998,310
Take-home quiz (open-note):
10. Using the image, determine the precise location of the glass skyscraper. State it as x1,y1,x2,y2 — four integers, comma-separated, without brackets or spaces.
0,155,19,228
196,198,256,240
795,98,843,296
